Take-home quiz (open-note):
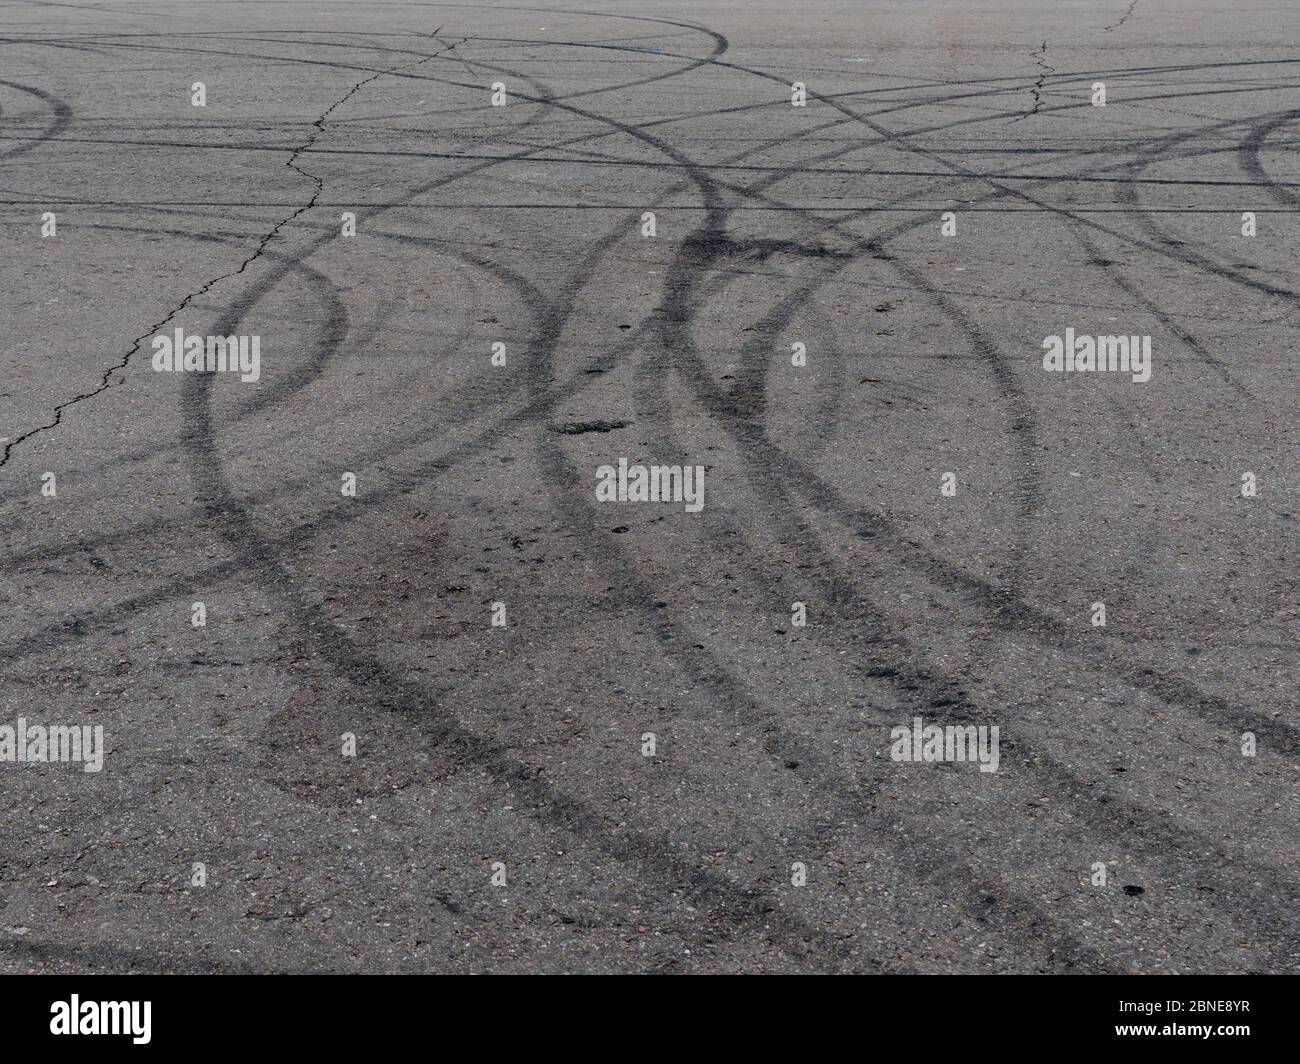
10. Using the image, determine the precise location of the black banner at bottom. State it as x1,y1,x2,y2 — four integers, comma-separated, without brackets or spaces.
0,974,1288,1052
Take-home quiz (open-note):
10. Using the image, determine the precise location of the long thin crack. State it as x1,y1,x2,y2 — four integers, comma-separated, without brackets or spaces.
0,33,464,471
1010,41,1052,123
431,28,479,79
1103,1,1140,33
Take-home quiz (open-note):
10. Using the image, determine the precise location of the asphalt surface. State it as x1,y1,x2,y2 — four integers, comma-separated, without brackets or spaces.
0,0,1296,974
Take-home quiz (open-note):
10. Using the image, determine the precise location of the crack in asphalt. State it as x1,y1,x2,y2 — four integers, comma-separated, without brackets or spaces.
1104,1,1140,33
0,34,463,471
430,28,479,79
1011,41,1052,123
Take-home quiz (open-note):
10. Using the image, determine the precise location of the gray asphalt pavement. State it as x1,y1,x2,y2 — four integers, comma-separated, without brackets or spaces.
0,0,1296,974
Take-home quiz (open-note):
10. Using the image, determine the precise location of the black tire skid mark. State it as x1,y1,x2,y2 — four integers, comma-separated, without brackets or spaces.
609,84,1300,953
616,75,1086,473
12,14,863,967
532,194,1123,967
0,78,72,161
252,30,1300,149
20,2,1293,95
0,91,950,761
156,23,731,108
0,33,577,515
706,425,1300,763
656,95,1294,670
651,463,1300,966
1045,111,1300,733
623,99,1048,596
624,249,1295,971
13,16,1300,172
641,113,1103,601
648,206,1296,773
0,238,573,565
1237,108,1300,206
0,112,858,622
490,92,948,967
2,57,870,532
595,380,1128,968
0,221,470,523
677,51,1282,403
7,25,1289,489
1074,116,1300,400
522,64,1143,970
179,356,901,973
12,78,811,509
524,161,1114,966
1056,115,1280,603
666,81,1298,758
596,79,1300,757
640,278,848,471
624,117,880,483
1071,231,1258,402
881,102,1291,809
0,35,564,167
0,8,730,130
621,91,1141,582
1107,121,1300,956
537,429,1123,971
1116,108,1300,308
0,42,603,957
149,22,910,971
